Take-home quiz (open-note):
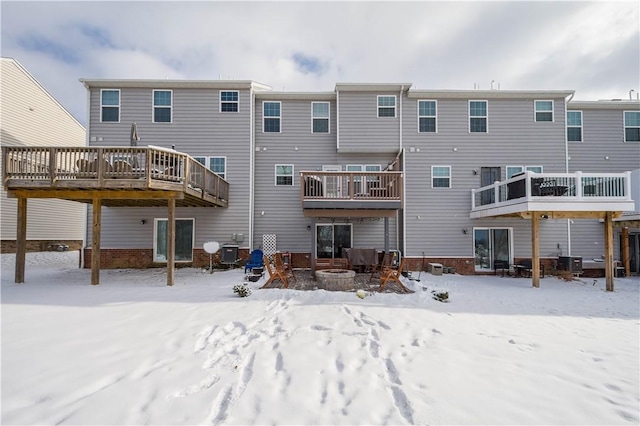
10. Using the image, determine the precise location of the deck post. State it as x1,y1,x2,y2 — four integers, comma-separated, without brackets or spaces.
604,211,614,292
622,226,630,278
167,198,175,286
531,213,540,288
91,197,101,285
15,197,27,283
310,217,316,274
384,217,389,252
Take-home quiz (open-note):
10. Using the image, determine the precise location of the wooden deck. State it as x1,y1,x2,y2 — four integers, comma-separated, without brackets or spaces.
2,146,229,207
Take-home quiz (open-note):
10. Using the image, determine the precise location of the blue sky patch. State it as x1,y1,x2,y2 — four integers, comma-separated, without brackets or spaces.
292,52,326,75
76,24,114,48
17,35,79,64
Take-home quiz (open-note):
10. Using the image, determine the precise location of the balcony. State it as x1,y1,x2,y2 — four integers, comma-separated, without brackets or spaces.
470,171,635,219
2,146,229,207
300,171,403,217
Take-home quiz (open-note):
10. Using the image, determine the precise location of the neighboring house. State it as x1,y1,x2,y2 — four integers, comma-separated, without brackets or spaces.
0,58,86,253
566,100,640,273
28,78,638,276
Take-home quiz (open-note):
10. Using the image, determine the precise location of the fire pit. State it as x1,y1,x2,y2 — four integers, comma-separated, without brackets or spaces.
315,269,356,291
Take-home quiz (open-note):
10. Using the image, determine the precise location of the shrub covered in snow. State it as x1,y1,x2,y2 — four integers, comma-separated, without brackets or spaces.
233,283,252,297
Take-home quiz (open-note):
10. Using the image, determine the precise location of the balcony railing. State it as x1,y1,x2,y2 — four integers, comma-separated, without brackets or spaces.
2,146,229,207
471,171,633,211
300,171,403,206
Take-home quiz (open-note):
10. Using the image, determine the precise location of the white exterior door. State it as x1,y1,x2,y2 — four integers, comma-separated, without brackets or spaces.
323,165,341,198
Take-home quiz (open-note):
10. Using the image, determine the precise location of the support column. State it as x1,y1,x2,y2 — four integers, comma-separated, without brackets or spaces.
384,217,389,253
310,217,316,274
15,197,27,283
167,198,175,286
622,227,630,278
91,198,101,285
531,214,540,288
604,212,614,292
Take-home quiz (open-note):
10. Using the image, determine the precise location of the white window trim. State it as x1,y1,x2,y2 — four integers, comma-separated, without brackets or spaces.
624,110,640,143
506,165,544,179
311,101,330,134
275,164,294,186
195,155,227,180
263,101,282,133
468,100,488,133
152,89,173,123
567,110,583,142
417,99,437,133
431,165,451,188
153,217,195,263
377,95,396,118
534,100,554,122
100,89,120,123
219,90,239,113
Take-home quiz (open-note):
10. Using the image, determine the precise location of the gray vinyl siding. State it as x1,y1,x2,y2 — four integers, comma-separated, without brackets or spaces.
337,91,401,153
253,98,398,252
566,105,639,261
1,59,85,242
402,97,570,258
86,87,252,248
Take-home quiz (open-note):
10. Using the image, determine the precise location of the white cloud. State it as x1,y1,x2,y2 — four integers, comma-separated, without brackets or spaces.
1,1,638,124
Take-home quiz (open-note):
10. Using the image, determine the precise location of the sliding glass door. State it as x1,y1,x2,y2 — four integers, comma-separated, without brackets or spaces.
154,218,194,262
474,227,511,271
316,224,352,259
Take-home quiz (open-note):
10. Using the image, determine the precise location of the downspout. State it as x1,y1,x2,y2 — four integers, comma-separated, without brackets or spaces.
565,92,574,255
399,86,405,257
336,88,340,151
249,85,255,251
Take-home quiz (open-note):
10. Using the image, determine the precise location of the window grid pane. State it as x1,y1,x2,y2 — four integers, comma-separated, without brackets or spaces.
567,127,582,142
102,107,119,122
154,108,171,123
154,91,172,106
313,119,329,133
102,90,119,106
264,118,280,132
419,117,436,132
264,102,280,117
470,118,487,132
312,102,329,117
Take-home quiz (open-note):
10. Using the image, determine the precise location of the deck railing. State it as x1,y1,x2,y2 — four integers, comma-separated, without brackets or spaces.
2,146,229,202
471,171,633,210
300,171,403,201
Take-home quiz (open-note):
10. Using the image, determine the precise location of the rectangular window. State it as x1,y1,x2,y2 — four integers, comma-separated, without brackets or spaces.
275,164,293,186
377,95,396,117
535,100,554,122
153,90,172,123
432,166,451,188
154,218,194,262
624,111,640,142
418,100,437,132
469,100,487,133
312,102,329,133
507,165,543,178
101,89,120,122
220,91,239,112
263,101,281,132
567,110,583,142
194,156,226,180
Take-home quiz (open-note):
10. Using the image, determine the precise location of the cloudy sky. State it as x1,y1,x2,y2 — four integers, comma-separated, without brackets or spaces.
2,1,639,126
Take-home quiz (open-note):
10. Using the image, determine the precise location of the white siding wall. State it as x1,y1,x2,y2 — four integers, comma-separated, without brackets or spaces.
1,59,85,241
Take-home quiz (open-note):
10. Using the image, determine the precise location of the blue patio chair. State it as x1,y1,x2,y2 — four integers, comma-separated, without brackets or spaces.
244,249,264,273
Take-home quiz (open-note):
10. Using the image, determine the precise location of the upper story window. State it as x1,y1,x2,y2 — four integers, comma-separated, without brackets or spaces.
624,111,640,142
432,166,451,188
535,100,554,122
418,100,437,133
377,95,396,117
100,89,120,122
567,111,583,142
195,156,226,180
263,101,281,132
312,102,329,133
275,164,293,186
469,101,487,133
220,91,239,112
506,165,543,179
153,90,172,123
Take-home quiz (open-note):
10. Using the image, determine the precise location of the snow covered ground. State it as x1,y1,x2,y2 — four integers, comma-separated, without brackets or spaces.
1,251,638,425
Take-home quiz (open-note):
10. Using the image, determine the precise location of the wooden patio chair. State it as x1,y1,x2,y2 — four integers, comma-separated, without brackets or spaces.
260,254,289,289
274,252,296,283
379,257,411,293
369,251,395,282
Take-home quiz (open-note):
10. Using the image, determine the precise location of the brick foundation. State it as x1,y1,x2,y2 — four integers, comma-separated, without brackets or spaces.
82,248,251,269
1,240,83,254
